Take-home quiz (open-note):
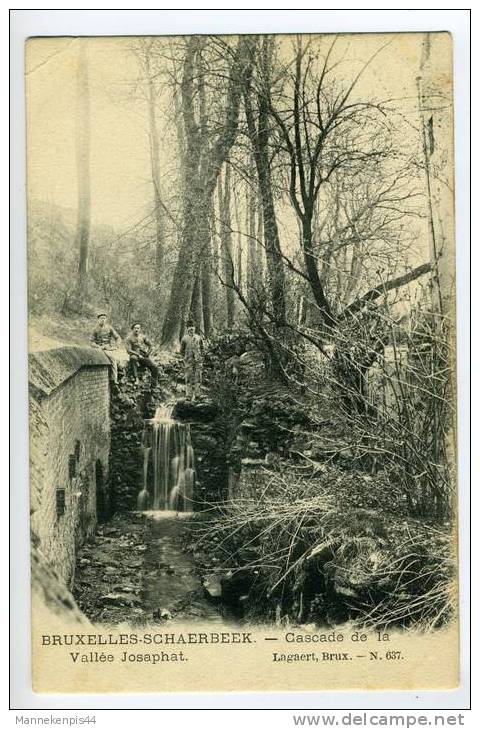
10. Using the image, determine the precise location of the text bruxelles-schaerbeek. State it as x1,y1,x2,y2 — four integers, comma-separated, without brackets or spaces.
40,630,353,665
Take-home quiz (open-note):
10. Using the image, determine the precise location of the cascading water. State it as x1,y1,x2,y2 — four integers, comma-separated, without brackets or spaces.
139,404,195,512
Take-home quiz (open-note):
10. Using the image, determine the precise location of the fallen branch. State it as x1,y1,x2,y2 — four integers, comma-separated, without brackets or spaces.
338,262,432,320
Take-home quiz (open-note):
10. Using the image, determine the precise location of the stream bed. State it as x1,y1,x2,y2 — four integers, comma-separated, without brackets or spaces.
73,511,228,626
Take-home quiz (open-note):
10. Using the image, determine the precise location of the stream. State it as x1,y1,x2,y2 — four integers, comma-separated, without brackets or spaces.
74,389,232,626
74,510,228,625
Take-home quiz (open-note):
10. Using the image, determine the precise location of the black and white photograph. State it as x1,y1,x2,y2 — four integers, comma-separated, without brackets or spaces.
21,23,462,696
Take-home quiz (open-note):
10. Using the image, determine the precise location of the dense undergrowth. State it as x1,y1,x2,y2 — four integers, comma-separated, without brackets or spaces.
189,469,454,630
187,331,455,632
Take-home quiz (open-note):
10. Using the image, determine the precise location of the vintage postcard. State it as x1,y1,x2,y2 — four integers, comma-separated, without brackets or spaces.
26,31,458,694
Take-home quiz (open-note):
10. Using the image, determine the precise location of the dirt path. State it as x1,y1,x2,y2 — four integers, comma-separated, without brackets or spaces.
74,511,227,625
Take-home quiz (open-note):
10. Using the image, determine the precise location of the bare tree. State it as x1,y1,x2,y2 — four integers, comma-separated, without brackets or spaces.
266,37,431,331
314,166,424,314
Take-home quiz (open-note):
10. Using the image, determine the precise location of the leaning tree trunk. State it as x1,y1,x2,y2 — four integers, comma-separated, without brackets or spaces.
161,37,250,348
74,40,91,305
161,162,201,347
161,39,201,348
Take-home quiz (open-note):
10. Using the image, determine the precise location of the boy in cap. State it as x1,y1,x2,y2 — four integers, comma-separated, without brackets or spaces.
124,322,158,385
90,313,121,384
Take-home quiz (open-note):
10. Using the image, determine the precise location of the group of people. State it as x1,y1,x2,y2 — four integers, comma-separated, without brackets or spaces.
89,313,204,401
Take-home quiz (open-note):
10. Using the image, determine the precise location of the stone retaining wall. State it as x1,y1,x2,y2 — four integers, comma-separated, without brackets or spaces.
29,344,111,586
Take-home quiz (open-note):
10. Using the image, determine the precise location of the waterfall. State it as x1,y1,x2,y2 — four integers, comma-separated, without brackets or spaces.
139,404,195,512
136,444,151,510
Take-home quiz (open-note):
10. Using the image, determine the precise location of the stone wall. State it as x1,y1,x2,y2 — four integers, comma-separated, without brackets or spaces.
29,344,111,586
172,400,230,507
109,381,156,512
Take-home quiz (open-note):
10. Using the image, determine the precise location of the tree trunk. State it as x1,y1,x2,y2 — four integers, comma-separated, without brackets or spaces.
75,40,91,305
258,152,286,325
243,40,286,326
161,39,202,348
189,270,205,333
201,260,212,336
302,217,336,330
234,181,243,293
256,189,264,281
236,236,243,291
220,165,236,327
246,173,257,304
160,171,200,347
161,37,251,348
242,40,290,380
145,54,165,289
210,189,221,323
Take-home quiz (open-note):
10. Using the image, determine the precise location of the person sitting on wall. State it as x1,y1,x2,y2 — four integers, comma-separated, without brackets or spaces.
180,319,204,402
90,313,121,385
124,322,159,386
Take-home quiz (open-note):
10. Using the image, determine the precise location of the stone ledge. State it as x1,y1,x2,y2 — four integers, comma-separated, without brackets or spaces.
172,399,218,422
240,457,267,468
29,345,110,398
